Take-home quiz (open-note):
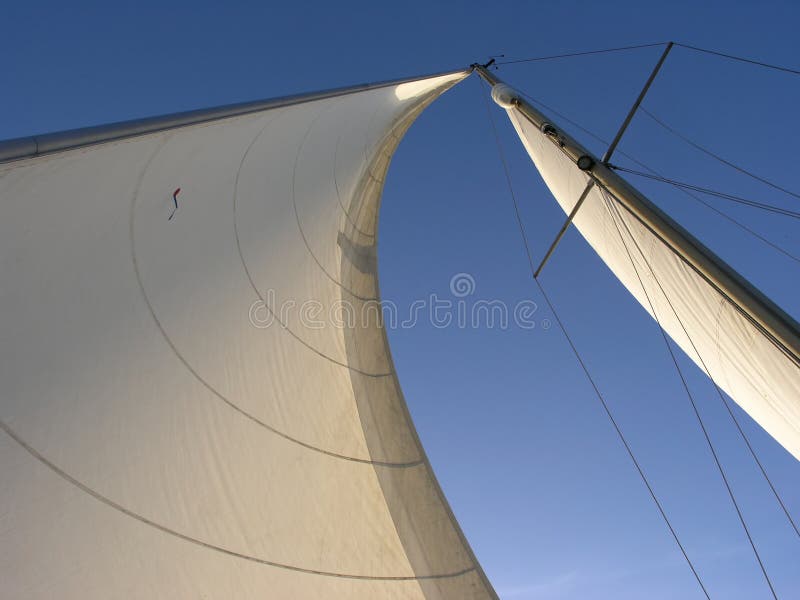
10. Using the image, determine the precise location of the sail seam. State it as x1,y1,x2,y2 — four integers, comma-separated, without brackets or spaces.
230,112,394,378
129,132,418,468
356,76,500,599
333,135,376,240
291,103,381,302
0,419,473,581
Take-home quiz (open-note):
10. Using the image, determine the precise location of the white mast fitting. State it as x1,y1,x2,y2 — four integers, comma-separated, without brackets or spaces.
0,70,498,599
477,65,800,461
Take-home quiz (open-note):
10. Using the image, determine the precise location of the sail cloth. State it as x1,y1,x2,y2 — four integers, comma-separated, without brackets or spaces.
497,92,800,461
0,71,497,599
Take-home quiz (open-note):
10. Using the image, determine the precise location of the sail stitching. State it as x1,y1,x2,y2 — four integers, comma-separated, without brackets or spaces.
291,102,382,302
0,419,473,581
333,135,376,240
231,108,394,378
130,128,418,468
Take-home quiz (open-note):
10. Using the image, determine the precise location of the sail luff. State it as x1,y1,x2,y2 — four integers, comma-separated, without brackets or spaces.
476,65,800,367
0,68,471,164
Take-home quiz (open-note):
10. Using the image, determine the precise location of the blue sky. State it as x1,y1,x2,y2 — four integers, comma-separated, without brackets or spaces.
4,1,799,598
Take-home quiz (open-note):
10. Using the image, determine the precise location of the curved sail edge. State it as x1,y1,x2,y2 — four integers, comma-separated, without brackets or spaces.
503,104,800,462
0,70,498,599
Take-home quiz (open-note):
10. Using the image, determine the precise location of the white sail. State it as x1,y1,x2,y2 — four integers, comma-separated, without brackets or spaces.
497,91,800,461
0,71,497,599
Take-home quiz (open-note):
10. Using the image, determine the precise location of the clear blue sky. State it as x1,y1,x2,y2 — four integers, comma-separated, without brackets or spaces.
4,1,799,598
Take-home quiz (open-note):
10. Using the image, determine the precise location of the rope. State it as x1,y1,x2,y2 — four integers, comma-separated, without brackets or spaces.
519,91,800,535
639,107,800,202
603,193,781,599
610,166,800,220
615,164,800,265
477,78,713,600
493,41,800,77
518,90,800,264
675,43,800,77
495,42,668,65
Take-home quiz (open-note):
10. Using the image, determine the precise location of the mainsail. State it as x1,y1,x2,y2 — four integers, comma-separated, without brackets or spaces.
483,72,800,462
0,71,497,599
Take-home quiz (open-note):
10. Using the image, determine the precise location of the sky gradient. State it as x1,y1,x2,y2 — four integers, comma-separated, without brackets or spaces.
3,1,799,598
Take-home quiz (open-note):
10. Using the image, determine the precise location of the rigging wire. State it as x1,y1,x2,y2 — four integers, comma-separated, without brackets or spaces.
495,42,668,65
517,90,800,264
515,91,800,537
493,40,800,78
639,107,800,203
609,166,800,220
674,43,800,77
477,77,713,600
603,193,781,599
479,84,537,277
613,161,800,265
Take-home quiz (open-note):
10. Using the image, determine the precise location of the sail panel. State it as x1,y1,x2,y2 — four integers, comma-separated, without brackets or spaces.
0,71,496,599
504,107,800,461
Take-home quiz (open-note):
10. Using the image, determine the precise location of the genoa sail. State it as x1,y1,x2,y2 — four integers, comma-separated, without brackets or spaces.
490,81,800,462
0,71,497,599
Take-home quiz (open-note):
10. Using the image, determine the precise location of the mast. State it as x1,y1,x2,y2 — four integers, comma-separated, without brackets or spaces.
475,64,800,368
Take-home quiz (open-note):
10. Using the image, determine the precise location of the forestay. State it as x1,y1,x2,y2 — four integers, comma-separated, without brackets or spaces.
0,71,497,599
